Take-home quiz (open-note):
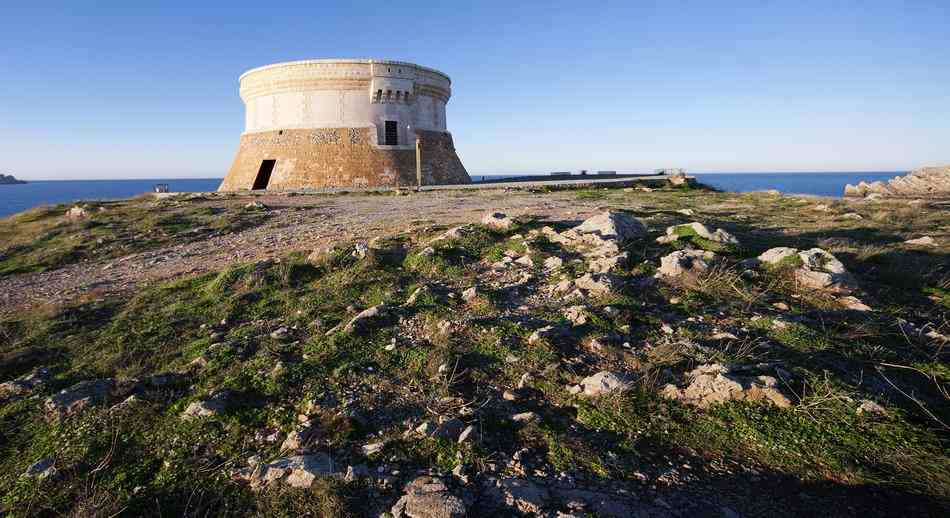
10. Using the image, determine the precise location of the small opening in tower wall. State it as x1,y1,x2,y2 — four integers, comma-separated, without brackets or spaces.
384,121,398,145
252,159,276,190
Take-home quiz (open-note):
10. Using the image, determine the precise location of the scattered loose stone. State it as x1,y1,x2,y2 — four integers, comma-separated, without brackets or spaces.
392,476,466,518
457,424,475,443
462,286,479,302
543,256,564,270
574,272,622,296
362,442,386,456
579,371,633,397
562,305,588,326
404,285,431,306
235,454,336,489
661,364,792,408
339,304,390,334
23,458,56,479
281,421,320,452
794,248,857,293
181,391,231,420
857,400,886,415
483,477,550,515
657,250,714,278
65,206,88,220
511,411,539,423
839,296,872,311
482,211,515,230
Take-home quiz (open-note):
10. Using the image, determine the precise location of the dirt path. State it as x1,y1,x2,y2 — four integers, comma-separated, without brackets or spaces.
0,190,606,314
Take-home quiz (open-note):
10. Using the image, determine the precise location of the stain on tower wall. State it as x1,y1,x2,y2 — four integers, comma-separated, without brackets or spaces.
219,128,469,191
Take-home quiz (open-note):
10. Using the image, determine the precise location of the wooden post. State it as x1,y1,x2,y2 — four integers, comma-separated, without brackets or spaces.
415,137,422,191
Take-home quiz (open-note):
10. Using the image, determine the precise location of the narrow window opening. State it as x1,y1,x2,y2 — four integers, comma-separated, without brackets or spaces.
252,160,276,190
374,89,382,102
395,91,402,101
384,121,398,146
386,90,392,101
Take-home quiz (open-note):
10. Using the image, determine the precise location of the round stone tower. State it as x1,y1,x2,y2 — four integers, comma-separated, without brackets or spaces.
218,59,470,191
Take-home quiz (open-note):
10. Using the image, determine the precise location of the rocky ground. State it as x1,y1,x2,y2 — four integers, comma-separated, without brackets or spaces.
1,184,948,517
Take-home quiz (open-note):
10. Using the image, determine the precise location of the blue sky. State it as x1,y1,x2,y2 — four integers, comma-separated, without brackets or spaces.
1,1,948,179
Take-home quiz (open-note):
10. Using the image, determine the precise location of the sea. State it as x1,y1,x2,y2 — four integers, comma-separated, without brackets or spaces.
0,172,901,219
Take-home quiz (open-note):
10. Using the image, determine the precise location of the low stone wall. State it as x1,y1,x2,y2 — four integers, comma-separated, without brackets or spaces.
218,128,469,191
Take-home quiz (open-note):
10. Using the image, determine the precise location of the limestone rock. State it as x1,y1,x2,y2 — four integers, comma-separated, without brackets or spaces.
1,367,52,399
579,371,633,397
404,285,431,306
45,379,113,418
482,211,515,230
181,391,231,420
483,477,550,515
23,458,56,479
65,206,88,220
588,252,628,274
555,488,636,518
839,296,872,312
662,222,739,245
527,325,571,345
339,304,390,334
574,272,622,296
793,248,856,293
511,411,539,423
904,236,937,247
558,211,647,257
236,454,337,489
281,421,320,452
392,476,466,518
543,256,564,270
361,442,385,456
844,165,950,198
462,286,479,302
661,364,792,408
572,211,647,242
657,250,714,278
562,305,588,326
757,247,799,265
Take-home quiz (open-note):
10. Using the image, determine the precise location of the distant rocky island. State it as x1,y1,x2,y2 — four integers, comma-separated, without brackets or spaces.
0,174,26,185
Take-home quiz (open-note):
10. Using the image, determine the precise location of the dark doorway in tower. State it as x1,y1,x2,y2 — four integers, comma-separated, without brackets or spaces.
384,121,398,145
252,160,276,190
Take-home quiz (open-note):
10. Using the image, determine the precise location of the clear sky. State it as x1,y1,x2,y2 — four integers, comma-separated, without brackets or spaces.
1,1,948,180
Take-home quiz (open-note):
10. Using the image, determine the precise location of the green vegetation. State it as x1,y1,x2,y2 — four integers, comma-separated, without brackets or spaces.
0,199,271,277
0,186,948,516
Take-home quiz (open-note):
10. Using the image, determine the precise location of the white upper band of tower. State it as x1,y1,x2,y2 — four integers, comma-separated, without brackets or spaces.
238,59,453,136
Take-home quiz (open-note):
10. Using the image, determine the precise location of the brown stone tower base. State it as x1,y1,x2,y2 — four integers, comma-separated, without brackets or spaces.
218,128,470,191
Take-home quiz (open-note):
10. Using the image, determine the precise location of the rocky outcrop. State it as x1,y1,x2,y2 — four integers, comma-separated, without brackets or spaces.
392,476,466,518
234,453,337,489
45,379,114,418
0,368,52,400
844,166,950,198
656,250,714,278
661,363,792,408
756,247,858,294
